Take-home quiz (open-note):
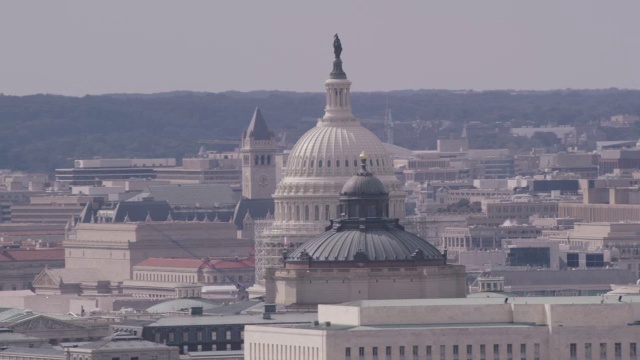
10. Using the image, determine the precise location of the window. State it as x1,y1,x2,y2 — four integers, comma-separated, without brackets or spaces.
196,331,202,341
440,345,446,360
318,160,322,168
211,331,217,341
631,343,637,360
480,344,486,360
494,344,500,360
373,347,379,360
520,344,526,360
586,343,592,360
169,332,175,342
314,205,320,221
615,343,621,360
327,160,331,168
346,347,351,360
453,345,459,360
400,346,405,360
467,345,473,360
426,346,432,360
507,344,513,360
413,345,419,360
534,343,540,360
359,347,365,359
325,205,330,220
304,206,310,221
600,343,607,360
354,159,357,167
386,346,392,360
267,155,271,165
261,155,265,165
254,156,259,165
570,344,577,360
131,357,139,360
336,160,340,167
226,330,231,340
182,332,189,342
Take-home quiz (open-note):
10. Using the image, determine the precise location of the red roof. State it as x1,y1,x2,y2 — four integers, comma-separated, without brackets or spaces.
0,248,64,262
135,257,255,269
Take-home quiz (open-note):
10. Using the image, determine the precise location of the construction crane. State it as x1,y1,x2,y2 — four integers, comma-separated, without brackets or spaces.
144,223,249,300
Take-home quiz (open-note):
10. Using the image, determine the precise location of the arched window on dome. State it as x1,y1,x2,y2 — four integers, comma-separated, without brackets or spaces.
327,160,331,168
261,155,265,165
336,160,340,168
254,156,259,165
314,205,319,221
344,159,349,167
295,206,300,221
318,160,322,168
304,206,310,221
376,159,380,167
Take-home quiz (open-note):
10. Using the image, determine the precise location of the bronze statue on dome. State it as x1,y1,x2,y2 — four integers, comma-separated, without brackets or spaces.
333,34,342,59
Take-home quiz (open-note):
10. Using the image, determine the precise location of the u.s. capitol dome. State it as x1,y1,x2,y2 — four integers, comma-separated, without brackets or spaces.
272,37,405,225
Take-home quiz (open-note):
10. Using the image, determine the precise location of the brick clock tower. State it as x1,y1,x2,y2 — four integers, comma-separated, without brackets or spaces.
241,108,276,200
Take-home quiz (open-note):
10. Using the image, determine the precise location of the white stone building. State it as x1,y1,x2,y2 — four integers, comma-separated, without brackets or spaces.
246,296,640,360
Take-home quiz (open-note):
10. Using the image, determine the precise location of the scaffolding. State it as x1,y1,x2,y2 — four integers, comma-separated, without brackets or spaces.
254,220,326,285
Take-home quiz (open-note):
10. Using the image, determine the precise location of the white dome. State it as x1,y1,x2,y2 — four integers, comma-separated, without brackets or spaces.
285,122,393,178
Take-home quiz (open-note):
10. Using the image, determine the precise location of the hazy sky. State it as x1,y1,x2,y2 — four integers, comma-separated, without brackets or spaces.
1,1,640,96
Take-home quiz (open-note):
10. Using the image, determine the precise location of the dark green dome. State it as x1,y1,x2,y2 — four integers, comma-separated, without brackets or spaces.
286,218,443,264
340,171,387,196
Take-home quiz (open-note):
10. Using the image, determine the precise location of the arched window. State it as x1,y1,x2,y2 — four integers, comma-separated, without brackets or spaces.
261,155,265,165
295,206,300,221
345,159,349,167
325,205,330,220
310,160,314,168
304,206,310,221
254,156,259,165
376,159,380,166
318,160,322,168
267,155,271,165
303,159,307,167
354,159,358,167
327,160,331,168
314,205,320,221
336,160,340,168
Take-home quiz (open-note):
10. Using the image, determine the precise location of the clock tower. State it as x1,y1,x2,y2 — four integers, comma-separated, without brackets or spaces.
241,107,276,200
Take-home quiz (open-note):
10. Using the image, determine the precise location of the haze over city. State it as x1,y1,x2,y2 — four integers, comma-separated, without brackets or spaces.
1,1,640,96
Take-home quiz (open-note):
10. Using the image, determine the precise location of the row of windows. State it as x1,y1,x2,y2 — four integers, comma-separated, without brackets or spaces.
156,328,241,343
281,202,400,222
345,343,541,360
253,155,271,165
570,342,637,360
135,273,196,283
289,157,385,170
134,272,248,284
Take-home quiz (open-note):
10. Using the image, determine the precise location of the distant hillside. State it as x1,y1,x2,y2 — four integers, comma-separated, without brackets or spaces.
0,89,639,173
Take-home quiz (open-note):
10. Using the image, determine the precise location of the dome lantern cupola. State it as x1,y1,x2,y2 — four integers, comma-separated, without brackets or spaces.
339,151,389,219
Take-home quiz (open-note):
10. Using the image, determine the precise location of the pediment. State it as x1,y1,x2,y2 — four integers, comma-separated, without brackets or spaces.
32,269,60,287
10,315,86,332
